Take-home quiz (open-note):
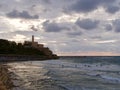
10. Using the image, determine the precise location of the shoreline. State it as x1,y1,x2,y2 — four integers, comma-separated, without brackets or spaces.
0,64,13,90
6,61,64,90
0,54,59,62
1,57,120,90
0,55,59,89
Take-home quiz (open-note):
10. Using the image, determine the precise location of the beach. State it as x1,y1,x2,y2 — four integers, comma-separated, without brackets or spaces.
8,61,62,90
5,56,120,90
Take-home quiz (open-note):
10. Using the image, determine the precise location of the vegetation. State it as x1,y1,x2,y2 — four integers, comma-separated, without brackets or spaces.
0,39,45,55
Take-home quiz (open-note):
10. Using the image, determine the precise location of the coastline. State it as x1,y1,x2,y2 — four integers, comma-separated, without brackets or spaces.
0,54,59,62
1,56,120,90
6,61,64,90
0,55,59,90
0,64,13,90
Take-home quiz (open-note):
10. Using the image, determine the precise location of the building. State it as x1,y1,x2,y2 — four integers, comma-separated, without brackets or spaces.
24,35,44,48
24,35,53,57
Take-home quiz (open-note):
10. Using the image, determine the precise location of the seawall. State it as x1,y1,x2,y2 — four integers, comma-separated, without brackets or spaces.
0,64,13,90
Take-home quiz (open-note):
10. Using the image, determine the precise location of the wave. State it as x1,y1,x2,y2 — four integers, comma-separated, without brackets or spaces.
101,75,120,83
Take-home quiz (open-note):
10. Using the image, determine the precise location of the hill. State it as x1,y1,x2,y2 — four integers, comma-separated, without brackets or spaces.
0,36,59,61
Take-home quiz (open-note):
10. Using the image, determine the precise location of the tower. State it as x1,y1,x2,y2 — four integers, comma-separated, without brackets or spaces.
32,35,34,44
31,35,38,48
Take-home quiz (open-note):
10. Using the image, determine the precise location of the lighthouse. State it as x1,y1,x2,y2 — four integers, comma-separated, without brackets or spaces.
32,35,35,47
32,35,34,43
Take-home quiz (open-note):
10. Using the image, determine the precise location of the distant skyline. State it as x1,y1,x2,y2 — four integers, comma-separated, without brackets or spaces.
0,0,120,56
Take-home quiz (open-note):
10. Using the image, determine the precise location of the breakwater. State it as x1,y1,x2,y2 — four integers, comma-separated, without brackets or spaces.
0,64,13,90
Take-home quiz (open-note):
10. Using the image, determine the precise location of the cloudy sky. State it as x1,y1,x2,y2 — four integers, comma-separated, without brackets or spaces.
1,0,120,56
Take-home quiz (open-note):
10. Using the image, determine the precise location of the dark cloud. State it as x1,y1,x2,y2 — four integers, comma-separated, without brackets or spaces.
75,18,99,30
105,5,119,14
65,0,117,13
6,10,39,19
68,0,99,13
105,24,112,31
113,19,120,32
30,25,38,31
42,20,69,32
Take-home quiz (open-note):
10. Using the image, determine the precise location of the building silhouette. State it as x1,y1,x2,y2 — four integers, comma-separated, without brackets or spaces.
24,35,54,57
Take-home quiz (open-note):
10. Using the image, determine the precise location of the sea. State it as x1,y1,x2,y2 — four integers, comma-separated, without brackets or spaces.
7,56,120,90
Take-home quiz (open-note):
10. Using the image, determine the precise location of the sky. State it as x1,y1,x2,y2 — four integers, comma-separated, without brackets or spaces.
0,0,120,56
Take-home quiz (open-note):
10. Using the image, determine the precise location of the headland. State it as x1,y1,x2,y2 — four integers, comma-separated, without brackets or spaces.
0,35,59,62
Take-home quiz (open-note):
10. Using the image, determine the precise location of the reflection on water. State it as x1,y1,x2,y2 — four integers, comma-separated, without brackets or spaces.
8,61,69,90
7,57,120,90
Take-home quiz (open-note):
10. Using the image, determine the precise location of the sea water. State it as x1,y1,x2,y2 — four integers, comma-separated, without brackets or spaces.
7,56,120,90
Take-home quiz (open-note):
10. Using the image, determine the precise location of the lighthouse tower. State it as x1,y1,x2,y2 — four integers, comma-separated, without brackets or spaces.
32,35,35,47
31,35,43,48
32,35,34,43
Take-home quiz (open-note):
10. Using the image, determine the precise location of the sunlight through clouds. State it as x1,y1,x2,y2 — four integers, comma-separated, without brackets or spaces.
10,34,27,42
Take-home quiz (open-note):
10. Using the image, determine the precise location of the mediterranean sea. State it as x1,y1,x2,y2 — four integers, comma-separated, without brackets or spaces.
7,56,120,90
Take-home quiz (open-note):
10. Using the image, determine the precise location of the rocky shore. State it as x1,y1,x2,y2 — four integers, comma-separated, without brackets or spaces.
0,64,13,90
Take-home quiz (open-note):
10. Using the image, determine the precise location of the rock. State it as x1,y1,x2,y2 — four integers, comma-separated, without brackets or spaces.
0,64,13,90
